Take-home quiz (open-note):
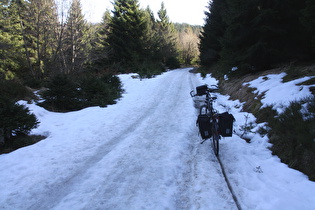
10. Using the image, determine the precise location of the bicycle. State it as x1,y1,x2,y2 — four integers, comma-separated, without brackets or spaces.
190,84,221,156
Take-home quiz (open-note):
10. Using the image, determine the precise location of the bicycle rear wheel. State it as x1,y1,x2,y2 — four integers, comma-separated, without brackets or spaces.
212,120,220,156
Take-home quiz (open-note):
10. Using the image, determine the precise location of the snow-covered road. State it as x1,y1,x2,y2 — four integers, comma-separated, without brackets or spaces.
0,69,236,209
1,68,315,210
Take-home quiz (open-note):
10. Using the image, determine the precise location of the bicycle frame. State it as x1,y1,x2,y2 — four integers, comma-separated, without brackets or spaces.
192,85,220,156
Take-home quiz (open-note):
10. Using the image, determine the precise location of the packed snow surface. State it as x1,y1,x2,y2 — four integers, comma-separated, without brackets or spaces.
1,68,315,209
245,72,315,113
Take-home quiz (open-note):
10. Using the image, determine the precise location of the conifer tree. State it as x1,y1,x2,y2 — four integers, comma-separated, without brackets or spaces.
156,2,178,65
247,0,309,70
201,0,311,74
142,6,160,62
18,0,60,79
302,0,315,56
63,0,90,74
88,9,112,72
199,0,227,66
0,0,25,80
108,0,148,71
219,0,261,72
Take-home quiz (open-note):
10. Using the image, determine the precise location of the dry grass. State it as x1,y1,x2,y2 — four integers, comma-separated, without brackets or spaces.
219,64,315,114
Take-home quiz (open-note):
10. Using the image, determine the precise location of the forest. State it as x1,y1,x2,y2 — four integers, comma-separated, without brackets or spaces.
199,0,315,180
1,0,201,82
0,0,200,150
199,0,315,77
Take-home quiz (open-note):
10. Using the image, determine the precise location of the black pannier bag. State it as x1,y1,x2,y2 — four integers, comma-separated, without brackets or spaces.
218,112,235,137
196,114,212,139
196,85,208,96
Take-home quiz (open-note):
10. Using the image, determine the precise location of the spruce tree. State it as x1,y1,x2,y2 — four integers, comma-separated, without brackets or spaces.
0,79,39,147
199,0,227,66
142,6,159,61
108,0,148,71
17,0,60,79
250,0,309,69
301,0,315,56
156,2,178,66
219,0,309,73
219,0,261,72
88,9,112,73
63,0,89,74
0,0,25,80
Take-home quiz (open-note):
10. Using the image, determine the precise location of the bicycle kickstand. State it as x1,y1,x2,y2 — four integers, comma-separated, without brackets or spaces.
200,139,207,144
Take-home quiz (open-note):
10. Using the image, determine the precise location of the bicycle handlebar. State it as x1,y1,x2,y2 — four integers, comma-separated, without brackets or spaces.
208,85,219,92
190,84,219,97
190,90,195,97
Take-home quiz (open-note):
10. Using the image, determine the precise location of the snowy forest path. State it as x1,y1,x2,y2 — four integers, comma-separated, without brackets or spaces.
1,68,236,209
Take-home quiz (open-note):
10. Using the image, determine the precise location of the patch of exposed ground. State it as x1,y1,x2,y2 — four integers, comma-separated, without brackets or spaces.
218,64,315,116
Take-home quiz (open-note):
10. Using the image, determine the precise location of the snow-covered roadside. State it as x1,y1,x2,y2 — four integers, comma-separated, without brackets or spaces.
199,73,315,209
244,72,315,113
0,68,314,209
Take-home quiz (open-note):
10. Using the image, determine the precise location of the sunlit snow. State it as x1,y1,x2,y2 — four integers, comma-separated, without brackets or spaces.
0,68,314,209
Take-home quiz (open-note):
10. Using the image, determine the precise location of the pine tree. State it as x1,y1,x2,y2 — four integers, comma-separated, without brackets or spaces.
18,0,60,79
156,2,178,66
249,0,309,69
107,0,148,71
0,0,25,80
301,0,315,56
142,6,160,62
219,0,261,72
63,0,90,74
88,9,112,73
199,0,227,66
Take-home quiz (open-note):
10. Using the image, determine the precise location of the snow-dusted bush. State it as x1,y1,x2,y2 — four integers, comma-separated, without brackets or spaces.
0,80,39,150
267,97,315,181
39,74,123,112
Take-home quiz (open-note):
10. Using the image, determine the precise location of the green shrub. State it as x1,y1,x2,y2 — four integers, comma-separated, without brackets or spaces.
0,97,39,148
256,106,278,123
137,61,165,79
80,77,112,107
0,79,33,102
165,57,180,70
39,74,82,112
267,97,315,181
100,74,123,100
0,79,40,152
39,74,123,111
80,75,123,107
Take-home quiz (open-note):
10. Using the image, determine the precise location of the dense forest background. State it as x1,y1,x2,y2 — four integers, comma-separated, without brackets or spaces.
1,0,201,83
0,0,201,150
199,0,315,181
199,0,315,77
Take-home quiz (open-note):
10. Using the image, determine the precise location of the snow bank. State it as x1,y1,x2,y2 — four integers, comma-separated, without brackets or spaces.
244,73,315,113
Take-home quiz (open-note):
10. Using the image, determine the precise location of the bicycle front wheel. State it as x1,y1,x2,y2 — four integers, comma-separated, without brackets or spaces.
199,105,209,115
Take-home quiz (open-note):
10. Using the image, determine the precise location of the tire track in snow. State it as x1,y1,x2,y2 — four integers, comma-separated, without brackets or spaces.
28,72,180,209
29,69,194,209
79,69,197,209
187,71,238,209
28,69,237,209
